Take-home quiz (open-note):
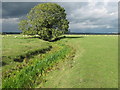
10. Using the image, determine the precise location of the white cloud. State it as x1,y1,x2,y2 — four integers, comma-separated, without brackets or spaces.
70,22,113,29
64,2,118,31
2,18,19,24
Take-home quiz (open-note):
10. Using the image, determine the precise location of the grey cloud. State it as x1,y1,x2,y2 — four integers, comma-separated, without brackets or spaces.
2,18,20,32
2,2,41,18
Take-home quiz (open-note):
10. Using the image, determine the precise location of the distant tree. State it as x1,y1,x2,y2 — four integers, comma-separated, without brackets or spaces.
19,3,69,41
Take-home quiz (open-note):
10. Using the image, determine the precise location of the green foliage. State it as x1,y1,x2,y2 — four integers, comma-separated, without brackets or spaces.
19,3,69,41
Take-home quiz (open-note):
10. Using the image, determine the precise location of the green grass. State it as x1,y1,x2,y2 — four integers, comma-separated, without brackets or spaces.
40,35,118,88
2,35,51,72
2,34,118,88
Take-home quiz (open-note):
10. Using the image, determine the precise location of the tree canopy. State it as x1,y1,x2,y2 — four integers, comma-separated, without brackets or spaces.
19,3,69,41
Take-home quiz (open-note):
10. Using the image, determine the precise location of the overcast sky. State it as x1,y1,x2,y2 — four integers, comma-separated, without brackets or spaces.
2,1,118,33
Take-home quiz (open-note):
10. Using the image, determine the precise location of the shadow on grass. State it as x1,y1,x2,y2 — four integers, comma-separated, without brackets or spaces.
23,35,84,42
13,46,52,62
50,36,84,42
1,46,52,67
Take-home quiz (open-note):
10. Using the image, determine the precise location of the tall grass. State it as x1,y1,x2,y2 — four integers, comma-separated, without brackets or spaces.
2,44,71,88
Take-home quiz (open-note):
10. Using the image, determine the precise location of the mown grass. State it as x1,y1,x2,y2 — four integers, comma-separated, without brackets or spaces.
40,35,118,88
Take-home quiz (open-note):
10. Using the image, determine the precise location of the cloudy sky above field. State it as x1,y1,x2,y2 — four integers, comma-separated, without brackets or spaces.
2,1,118,33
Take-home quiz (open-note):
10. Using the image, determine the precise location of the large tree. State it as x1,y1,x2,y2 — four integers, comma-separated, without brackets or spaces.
19,3,69,41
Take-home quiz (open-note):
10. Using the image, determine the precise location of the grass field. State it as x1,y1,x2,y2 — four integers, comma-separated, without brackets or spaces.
2,34,118,88
40,35,118,88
